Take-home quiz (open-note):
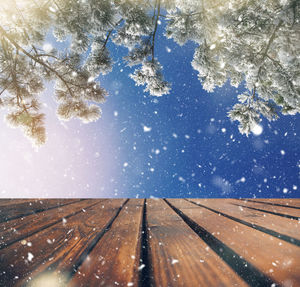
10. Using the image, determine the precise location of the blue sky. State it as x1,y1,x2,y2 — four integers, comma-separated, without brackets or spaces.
0,22,299,198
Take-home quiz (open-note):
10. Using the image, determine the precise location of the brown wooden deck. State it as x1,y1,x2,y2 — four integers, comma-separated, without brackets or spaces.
0,198,299,287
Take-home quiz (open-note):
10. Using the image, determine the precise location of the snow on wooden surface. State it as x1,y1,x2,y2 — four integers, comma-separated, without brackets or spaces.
0,198,299,287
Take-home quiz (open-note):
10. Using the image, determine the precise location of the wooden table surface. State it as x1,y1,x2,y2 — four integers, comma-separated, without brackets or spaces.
0,198,299,287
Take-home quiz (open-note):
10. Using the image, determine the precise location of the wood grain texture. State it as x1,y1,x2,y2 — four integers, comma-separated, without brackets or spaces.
146,199,247,287
188,198,300,242
0,198,299,287
244,198,300,208
0,199,126,287
0,199,99,248
0,199,82,223
231,199,300,218
167,199,300,287
0,199,40,207
69,199,144,287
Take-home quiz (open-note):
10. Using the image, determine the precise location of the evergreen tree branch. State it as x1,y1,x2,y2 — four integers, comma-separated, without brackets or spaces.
0,26,75,98
0,72,12,97
151,0,161,62
255,20,284,88
152,0,158,24
259,20,283,59
102,19,123,50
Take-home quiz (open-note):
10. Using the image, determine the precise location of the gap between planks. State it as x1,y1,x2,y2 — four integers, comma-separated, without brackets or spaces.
167,199,300,286
185,198,300,247
0,199,299,287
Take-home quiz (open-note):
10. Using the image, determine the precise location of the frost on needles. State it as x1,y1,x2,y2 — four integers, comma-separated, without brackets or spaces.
0,0,299,145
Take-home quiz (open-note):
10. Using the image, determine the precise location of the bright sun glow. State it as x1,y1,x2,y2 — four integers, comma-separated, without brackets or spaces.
27,272,68,287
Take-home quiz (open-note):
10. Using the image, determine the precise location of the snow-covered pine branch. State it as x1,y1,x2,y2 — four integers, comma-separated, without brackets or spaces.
0,0,298,145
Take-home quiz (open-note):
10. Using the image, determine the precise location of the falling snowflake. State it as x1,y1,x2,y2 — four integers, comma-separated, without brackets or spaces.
27,252,34,262
143,125,152,132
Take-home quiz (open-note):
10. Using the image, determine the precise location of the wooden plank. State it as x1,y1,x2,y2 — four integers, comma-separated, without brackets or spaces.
69,199,144,287
0,199,82,223
188,199,300,243
0,199,126,287
0,199,79,207
231,199,300,219
0,199,99,248
146,199,247,287
244,198,300,209
167,199,300,286
0,199,38,207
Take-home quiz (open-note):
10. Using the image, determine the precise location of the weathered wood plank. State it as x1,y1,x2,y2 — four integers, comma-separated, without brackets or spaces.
0,198,299,287
167,199,300,286
244,198,300,209
188,198,300,243
146,199,247,287
0,199,38,207
0,199,99,248
0,199,81,207
0,199,126,287
69,199,144,287
232,199,300,218
0,199,82,223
